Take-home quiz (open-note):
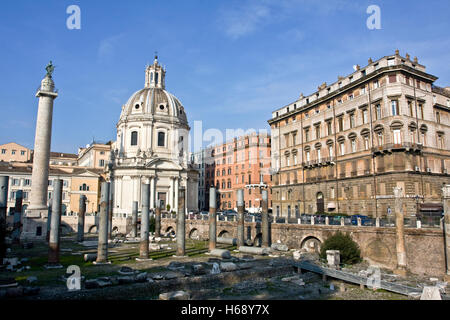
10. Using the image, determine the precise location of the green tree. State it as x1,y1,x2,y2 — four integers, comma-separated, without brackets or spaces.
319,231,361,265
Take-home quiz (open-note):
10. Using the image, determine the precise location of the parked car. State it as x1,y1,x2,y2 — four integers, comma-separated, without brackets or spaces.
223,210,238,216
351,215,370,225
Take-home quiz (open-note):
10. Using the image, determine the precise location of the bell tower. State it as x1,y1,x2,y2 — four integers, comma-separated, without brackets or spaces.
145,55,165,89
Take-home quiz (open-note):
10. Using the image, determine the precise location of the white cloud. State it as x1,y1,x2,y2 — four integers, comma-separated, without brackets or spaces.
217,0,359,39
218,1,272,39
98,34,125,62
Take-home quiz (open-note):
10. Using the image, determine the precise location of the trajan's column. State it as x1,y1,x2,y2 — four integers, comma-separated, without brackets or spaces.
21,62,58,241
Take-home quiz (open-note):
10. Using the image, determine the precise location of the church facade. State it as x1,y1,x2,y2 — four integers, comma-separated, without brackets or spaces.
108,57,198,216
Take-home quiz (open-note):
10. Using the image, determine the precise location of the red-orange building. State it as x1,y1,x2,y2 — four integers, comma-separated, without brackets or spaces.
203,132,272,213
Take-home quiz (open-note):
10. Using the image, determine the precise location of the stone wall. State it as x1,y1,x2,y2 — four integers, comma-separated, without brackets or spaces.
60,216,130,235
161,218,447,277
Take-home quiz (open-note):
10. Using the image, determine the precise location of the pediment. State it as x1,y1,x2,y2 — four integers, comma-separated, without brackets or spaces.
145,158,183,170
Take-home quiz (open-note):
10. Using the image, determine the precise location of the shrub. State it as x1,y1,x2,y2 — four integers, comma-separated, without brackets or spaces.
319,231,361,265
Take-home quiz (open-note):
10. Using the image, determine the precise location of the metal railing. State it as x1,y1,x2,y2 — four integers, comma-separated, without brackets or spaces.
159,211,442,230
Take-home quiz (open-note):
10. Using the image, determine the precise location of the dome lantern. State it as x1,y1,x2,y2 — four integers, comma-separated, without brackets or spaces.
145,55,166,89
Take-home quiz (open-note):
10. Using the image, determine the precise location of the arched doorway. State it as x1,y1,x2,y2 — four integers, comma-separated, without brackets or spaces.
301,236,321,253
218,230,230,238
189,228,200,240
316,192,324,214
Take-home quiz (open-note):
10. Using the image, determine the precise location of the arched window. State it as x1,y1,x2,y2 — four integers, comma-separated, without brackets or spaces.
158,131,165,147
131,131,138,146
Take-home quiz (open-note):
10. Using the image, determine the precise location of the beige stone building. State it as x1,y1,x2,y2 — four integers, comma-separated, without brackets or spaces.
269,51,450,218
69,168,105,214
0,140,109,217
0,161,104,216
0,162,72,216
77,141,112,169
0,142,32,163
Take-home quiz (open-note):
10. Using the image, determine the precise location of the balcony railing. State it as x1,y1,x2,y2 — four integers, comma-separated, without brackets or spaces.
302,157,336,169
371,142,423,155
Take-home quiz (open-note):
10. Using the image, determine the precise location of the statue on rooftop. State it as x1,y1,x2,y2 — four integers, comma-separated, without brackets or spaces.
45,61,55,77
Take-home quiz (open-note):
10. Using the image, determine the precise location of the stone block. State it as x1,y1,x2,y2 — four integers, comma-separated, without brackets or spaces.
271,243,289,252
237,262,252,270
149,244,161,250
135,272,148,283
420,286,442,300
191,264,206,275
163,271,180,280
159,290,190,300
220,262,238,272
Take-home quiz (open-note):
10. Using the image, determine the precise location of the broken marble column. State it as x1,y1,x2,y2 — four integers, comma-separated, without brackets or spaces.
209,187,217,251
237,189,245,247
238,246,270,255
96,182,110,264
326,250,340,269
210,248,231,259
140,183,150,259
77,195,86,242
155,200,161,238
394,187,407,276
443,185,450,280
131,201,138,238
176,188,186,256
12,190,23,243
261,189,270,248
48,179,63,266
217,237,237,245
0,176,9,262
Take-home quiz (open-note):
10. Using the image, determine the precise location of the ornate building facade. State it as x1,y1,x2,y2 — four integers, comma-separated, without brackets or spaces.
269,51,450,218
203,132,272,213
109,56,198,216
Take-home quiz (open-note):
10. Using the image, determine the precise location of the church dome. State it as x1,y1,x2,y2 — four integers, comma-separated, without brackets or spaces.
118,56,188,126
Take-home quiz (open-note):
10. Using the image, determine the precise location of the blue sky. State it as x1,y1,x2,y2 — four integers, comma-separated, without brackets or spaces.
1,0,449,153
